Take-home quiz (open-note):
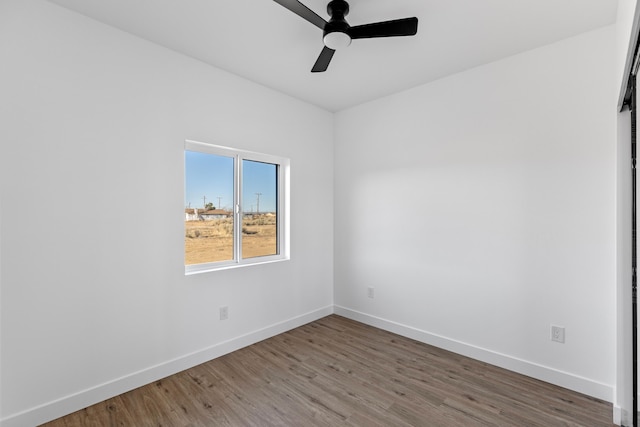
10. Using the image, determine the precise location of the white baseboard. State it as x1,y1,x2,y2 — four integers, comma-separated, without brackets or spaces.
613,404,625,426
334,306,614,404
0,306,334,427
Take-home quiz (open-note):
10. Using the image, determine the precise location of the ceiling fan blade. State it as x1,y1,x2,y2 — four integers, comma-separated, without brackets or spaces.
349,17,418,39
272,0,328,30
311,46,335,73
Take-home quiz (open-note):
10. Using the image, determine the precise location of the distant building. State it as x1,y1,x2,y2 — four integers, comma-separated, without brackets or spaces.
185,208,199,221
185,208,231,221
200,209,231,220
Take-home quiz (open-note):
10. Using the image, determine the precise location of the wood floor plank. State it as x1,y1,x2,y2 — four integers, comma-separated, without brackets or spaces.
41,315,614,426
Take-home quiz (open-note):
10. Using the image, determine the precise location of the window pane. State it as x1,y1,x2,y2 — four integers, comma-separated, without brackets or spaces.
184,151,234,265
242,160,278,259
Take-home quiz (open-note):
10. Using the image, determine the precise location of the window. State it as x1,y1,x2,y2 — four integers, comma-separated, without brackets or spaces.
184,140,289,274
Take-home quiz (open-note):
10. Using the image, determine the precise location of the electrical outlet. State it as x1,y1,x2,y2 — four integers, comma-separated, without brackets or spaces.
551,325,565,343
220,306,229,321
367,287,374,299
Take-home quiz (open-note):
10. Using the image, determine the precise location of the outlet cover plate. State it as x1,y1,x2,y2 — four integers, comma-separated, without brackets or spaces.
551,325,565,343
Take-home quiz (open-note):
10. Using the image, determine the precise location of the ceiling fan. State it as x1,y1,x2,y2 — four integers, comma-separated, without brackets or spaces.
273,0,418,72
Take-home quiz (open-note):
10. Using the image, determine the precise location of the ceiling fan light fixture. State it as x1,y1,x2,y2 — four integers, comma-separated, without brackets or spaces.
323,31,351,50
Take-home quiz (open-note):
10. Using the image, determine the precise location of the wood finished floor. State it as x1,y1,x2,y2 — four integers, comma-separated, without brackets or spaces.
42,315,613,426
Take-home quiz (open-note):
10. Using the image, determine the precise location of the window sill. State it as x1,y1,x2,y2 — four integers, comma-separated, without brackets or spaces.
185,256,289,275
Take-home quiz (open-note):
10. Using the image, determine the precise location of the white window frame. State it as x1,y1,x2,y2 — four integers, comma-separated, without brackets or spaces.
185,140,290,275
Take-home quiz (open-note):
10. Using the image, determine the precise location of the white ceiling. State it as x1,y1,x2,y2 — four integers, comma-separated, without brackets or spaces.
48,0,618,112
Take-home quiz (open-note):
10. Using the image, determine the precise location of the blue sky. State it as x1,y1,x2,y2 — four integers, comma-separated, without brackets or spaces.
185,151,277,213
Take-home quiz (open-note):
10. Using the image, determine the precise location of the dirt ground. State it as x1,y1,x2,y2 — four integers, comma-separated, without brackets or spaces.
185,215,277,265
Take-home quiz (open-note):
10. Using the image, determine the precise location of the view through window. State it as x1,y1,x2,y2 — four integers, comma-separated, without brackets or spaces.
184,141,288,272
184,150,235,264
241,159,278,259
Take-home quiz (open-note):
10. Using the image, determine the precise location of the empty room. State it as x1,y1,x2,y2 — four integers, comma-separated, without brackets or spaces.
1,0,638,425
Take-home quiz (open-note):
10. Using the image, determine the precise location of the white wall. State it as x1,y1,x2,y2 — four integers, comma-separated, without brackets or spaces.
0,1,334,425
616,1,638,424
617,106,633,425
334,25,617,402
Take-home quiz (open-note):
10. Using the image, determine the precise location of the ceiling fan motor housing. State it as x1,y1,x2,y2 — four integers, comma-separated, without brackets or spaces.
324,0,352,49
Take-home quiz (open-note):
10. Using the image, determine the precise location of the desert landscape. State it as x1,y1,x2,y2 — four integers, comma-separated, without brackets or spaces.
185,214,277,265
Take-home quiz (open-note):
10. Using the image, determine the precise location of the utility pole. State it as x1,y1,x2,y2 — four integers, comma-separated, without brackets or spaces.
255,193,262,214
202,195,207,208
217,196,222,211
